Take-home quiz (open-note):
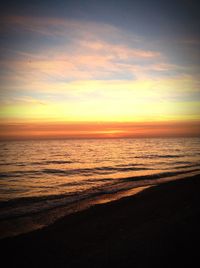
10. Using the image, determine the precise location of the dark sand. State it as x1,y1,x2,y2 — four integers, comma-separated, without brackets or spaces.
1,174,200,267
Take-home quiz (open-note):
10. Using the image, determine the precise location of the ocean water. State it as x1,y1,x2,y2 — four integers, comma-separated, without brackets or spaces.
0,137,200,237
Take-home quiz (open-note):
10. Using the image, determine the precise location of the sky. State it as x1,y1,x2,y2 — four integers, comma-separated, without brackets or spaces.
0,0,200,139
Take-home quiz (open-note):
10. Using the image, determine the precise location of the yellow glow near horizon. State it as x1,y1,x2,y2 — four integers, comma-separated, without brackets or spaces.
1,78,199,123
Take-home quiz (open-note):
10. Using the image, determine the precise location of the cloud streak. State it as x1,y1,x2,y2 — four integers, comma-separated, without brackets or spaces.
0,15,199,128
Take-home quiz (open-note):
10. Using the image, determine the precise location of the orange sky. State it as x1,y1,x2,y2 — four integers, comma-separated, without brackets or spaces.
0,121,199,140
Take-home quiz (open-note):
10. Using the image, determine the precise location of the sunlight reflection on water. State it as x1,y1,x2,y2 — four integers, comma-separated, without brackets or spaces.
0,137,200,238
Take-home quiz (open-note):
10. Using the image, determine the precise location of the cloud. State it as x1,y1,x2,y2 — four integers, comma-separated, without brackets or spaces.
181,38,200,45
0,27,164,93
0,96,47,106
1,15,139,42
0,15,199,124
1,15,186,90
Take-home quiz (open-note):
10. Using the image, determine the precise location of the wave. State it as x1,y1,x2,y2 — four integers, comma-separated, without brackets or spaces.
135,154,185,159
121,168,200,183
0,160,73,167
1,161,199,180
0,165,153,179
1,168,199,221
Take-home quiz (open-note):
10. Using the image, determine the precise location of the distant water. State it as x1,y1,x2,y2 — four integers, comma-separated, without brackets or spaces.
0,137,200,238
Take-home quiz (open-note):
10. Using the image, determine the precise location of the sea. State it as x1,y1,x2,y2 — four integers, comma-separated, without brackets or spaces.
0,137,200,238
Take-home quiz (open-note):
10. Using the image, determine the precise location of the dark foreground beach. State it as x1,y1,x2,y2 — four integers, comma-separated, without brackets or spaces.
1,174,200,268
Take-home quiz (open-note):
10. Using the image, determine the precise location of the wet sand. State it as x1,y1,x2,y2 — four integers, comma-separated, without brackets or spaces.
0,174,200,267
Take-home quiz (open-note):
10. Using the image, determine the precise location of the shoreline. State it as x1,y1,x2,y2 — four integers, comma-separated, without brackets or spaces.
0,170,199,239
1,173,200,267
0,185,151,239
1,170,199,240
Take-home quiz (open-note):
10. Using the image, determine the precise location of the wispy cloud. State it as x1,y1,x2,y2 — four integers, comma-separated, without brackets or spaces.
0,15,199,124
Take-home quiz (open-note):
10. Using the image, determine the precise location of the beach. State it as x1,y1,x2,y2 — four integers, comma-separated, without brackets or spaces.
1,174,200,267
